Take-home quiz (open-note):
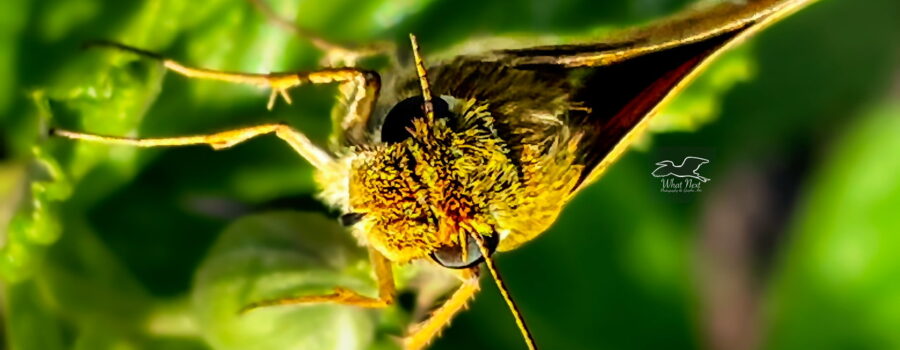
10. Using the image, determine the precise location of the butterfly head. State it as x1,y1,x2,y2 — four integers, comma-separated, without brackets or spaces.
346,95,519,266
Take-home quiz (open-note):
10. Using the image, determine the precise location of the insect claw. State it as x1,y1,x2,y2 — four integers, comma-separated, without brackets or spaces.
266,90,278,110
279,88,293,105
264,76,302,110
265,88,293,110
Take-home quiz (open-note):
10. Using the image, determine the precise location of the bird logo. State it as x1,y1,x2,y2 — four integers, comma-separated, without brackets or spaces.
652,156,711,183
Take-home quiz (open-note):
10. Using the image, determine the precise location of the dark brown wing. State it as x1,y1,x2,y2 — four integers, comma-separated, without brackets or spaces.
392,0,816,193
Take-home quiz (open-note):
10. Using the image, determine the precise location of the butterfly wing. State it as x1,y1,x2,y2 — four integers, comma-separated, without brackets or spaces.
473,0,817,191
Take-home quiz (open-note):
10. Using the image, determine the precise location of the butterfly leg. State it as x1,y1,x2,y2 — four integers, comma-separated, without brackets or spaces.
404,268,481,350
52,123,333,169
83,41,380,111
240,246,395,312
246,0,394,66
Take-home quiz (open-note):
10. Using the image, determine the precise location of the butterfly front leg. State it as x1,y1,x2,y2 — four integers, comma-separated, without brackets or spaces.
51,123,333,169
82,41,380,111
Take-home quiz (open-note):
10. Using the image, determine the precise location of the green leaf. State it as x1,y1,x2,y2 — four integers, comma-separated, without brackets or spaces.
763,102,900,350
192,211,382,350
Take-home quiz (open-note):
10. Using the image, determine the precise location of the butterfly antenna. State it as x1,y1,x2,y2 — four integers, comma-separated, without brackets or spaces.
472,233,539,350
408,33,435,120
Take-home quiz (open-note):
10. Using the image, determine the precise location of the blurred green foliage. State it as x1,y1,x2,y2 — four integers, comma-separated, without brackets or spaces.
764,103,900,350
0,0,898,349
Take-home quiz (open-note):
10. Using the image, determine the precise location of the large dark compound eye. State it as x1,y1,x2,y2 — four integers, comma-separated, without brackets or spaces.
431,233,499,269
381,95,452,143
